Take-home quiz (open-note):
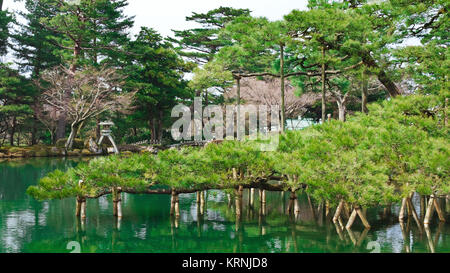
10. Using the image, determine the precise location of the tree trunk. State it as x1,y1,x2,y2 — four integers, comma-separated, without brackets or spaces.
66,121,81,150
50,129,56,145
174,193,180,218
170,190,176,216
75,197,82,217
333,201,344,223
9,116,16,146
288,190,296,214
96,118,101,141
406,197,423,232
236,77,241,138
346,209,358,229
361,52,402,97
158,109,164,142
112,187,122,218
444,98,448,127
362,69,369,113
235,185,243,217
321,47,327,123
56,114,66,140
424,195,435,226
337,99,346,122
204,89,208,106
356,206,371,229
280,44,286,132
433,198,446,222
31,115,38,145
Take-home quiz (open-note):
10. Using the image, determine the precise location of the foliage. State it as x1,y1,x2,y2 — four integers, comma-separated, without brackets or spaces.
28,95,449,208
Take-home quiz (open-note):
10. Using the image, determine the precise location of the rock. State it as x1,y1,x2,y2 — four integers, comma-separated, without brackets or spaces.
81,149,92,156
49,147,60,156
0,152,6,158
8,147,35,158
118,144,142,153
141,146,158,154
87,138,101,153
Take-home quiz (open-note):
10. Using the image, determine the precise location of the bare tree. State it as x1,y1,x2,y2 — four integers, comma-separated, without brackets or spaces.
40,65,134,150
226,77,321,119
31,100,61,145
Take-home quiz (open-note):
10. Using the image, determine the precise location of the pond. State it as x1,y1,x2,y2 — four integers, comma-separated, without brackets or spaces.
0,157,449,253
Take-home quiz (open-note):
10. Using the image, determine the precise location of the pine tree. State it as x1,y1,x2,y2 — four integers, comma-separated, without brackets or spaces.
37,0,134,140
123,27,193,143
0,64,36,146
0,0,13,56
169,6,250,65
11,0,62,77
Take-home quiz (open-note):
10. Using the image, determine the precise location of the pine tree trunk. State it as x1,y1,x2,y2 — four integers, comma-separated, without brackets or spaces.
361,52,401,97
9,116,16,146
158,110,163,142
333,200,344,223
236,77,241,138
235,185,243,217
31,115,38,145
346,209,358,229
433,198,446,222
321,47,327,123
280,44,285,132
399,197,407,221
407,198,423,232
174,193,180,218
424,195,435,226
362,69,369,113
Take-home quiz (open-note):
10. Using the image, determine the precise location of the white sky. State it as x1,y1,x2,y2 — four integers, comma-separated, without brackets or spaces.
3,0,309,38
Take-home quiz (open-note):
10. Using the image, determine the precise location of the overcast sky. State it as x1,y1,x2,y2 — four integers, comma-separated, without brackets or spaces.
3,0,309,38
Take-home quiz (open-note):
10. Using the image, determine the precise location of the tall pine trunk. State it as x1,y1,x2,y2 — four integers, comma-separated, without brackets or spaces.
321,47,327,123
280,43,285,132
31,115,38,145
361,52,401,97
9,116,16,146
362,69,369,113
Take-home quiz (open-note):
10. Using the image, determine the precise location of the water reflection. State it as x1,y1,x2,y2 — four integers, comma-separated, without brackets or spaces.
0,158,449,253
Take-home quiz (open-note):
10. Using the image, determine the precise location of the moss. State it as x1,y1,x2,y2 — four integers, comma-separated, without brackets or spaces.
35,150,49,157
68,149,81,156
56,138,84,149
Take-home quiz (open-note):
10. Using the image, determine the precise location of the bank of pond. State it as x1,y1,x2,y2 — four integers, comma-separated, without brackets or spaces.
26,95,449,239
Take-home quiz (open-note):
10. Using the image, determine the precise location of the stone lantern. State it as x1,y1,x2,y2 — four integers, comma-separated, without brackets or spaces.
98,121,119,154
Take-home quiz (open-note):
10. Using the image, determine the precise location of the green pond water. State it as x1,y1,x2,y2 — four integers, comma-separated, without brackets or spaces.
0,157,449,253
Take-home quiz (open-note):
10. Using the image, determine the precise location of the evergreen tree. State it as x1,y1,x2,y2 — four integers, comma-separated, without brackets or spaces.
11,0,62,77
0,0,13,56
0,64,36,146
169,6,251,65
37,0,134,140
123,27,193,143
38,0,134,71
